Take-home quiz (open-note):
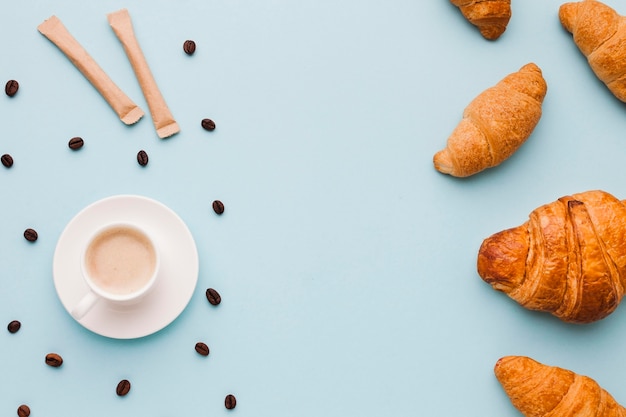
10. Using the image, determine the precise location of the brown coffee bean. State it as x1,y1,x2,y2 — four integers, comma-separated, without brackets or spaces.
183,40,196,55
116,379,131,396
17,404,30,417
225,394,237,410
201,118,216,131
45,353,63,367
206,288,221,306
7,320,21,333
1,153,14,168
195,342,210,356
5,80,19,97
137,150,149,166
212,200,225,215
24,228,38,242
68,137,84,150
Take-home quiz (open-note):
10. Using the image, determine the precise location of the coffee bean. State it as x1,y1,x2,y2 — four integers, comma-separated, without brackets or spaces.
1,153,14,168
183,40,196,55
45,353,63,367
24,228,38,242
201,118,216,131
7,320,21,333
116,379,131,396
137,150,149,166
5,80,19,97
17,404,30,417
212,200,225,215
195,342,210,356
68,137,84,150
206,288,221,306
225,394,237,410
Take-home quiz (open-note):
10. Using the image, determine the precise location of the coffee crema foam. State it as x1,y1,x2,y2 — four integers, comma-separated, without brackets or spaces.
85,226,156,295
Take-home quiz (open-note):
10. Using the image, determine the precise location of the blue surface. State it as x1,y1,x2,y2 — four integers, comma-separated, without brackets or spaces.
3,0,626,415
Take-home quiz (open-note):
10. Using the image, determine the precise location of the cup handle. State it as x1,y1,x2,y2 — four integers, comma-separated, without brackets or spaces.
71,290,100,320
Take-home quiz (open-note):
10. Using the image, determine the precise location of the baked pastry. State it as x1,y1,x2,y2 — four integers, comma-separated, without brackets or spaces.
495,356,626,416
433,63,547,177
450,0,512,40
478,190,626,323
560,0,626,102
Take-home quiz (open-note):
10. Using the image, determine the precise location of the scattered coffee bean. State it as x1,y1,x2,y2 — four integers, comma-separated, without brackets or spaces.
17,404,30,417
116,379,131,396
7,320,21,333
206,288,221,306
201,118,216,131
212,200,225,215
23,228,38,242
45,353,63,367
195,342,210,356
137,150,149,166
225,394,237,410
1,153,14,168
68,136,84,150
183,40,196,55
5,80,19,97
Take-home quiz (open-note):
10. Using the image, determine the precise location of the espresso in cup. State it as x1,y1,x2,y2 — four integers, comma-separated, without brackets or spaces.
84,225,157,295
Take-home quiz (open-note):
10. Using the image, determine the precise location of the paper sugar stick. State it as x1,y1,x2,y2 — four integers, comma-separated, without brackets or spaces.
37,15,144,125
107,9,180,139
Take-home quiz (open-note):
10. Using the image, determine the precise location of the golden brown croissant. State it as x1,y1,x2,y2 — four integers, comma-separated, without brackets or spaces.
495,356,626,416
560,0,626,102
433,63,547,178
478,190,626,323
450,0,512,40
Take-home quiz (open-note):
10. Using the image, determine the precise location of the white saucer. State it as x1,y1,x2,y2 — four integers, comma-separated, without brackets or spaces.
52,195,199,339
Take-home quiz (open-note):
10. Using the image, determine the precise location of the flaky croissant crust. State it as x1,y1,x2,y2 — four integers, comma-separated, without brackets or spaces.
478,190,626,323
450,0,512,40
495,356,626,416
560,0,626,102
433,63,547,177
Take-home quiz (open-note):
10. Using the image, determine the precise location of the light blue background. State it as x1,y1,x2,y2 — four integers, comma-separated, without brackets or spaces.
3,0,626,415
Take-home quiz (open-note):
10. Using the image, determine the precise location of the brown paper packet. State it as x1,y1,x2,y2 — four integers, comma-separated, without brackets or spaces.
107,9,180,139
37,15,144,125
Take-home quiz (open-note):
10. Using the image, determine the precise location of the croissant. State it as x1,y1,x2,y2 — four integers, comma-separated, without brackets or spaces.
495,356,626,416
560,0,626,102
477,190,626,324
433,63,547,177
450,0,512,40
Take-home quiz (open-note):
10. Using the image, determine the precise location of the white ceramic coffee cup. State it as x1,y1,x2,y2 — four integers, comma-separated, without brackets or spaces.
71,222,160,320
